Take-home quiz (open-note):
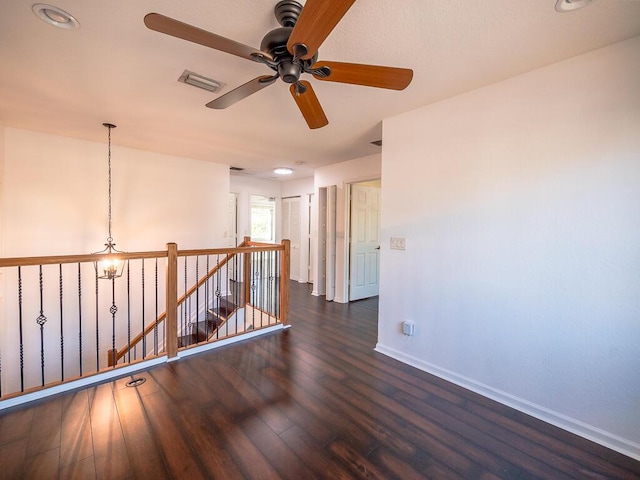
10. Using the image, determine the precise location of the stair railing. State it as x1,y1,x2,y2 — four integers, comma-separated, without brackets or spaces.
0,238,290,400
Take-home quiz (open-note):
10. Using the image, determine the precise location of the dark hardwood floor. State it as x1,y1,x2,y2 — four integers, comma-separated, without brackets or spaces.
1,281,639,479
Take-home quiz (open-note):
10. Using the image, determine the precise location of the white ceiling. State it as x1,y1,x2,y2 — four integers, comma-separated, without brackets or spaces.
1,0,639,180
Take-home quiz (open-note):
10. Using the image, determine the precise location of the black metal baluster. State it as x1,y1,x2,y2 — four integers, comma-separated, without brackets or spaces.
224,255,229,338
18,267,24,392
141,259,145,361
259,251,264,327
251,252,256,330
265,251,269,323
37,265,48,387
127,260,131,365
195,256,200,344
184,257,188,342
59,264,64,381
276,250,281,318
154,257,158,355
110,277,117,368
156,257,162,351
262,251,267,323
78,264,83,377
274,250,278,316
95,269,99,371
267,251,272,321
218,254,223,338
205,255,209,339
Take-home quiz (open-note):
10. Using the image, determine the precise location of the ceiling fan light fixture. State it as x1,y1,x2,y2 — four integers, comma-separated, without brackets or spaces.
274,167,294,175
178,70,224,93
32,4,80,29
554,0,596,13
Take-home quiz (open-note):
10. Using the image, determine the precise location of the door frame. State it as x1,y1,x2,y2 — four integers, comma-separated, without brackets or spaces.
345,178,382,302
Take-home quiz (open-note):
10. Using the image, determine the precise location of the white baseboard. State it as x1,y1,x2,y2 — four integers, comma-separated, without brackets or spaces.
0,326,286,411
178,323,285,359
374,343,640,461
0,357,166,411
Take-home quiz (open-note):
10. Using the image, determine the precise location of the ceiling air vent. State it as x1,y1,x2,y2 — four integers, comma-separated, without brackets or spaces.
178,70,224,93
370,139,382,147
230,166,245,171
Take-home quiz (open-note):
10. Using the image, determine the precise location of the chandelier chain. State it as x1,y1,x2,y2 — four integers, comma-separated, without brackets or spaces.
107,125,113,243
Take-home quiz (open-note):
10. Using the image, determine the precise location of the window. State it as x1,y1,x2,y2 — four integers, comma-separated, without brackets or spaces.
250,195,276,243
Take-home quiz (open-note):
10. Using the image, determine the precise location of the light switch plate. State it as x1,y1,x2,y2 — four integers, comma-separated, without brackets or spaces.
390,237,406,250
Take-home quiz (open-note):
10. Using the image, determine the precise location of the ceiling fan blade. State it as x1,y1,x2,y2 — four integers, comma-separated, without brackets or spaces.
311,61,413,90
144,13,271,62
287,0,356,60
206,75,277,109
290,81,328,129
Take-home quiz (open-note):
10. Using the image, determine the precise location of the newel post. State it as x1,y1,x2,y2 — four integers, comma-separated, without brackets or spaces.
243,236,252,306
280,239,290,325
166,242,178,359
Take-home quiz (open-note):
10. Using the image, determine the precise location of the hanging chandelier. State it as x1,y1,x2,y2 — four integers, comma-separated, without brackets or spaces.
93,122,126,280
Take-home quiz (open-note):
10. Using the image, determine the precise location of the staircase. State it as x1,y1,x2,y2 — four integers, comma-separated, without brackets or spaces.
178,297,238,347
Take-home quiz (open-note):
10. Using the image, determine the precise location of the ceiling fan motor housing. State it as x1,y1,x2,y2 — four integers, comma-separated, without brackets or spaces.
260,26,317,83
278,60,302,83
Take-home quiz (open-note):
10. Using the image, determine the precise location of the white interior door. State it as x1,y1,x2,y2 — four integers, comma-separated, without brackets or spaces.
228,193,238,280
282,196,301,281
326,186,337,301
316,188,327,296
228,193,238,246
349,184,381,300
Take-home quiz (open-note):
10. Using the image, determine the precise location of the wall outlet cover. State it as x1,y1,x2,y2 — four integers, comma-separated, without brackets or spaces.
402,321,415,336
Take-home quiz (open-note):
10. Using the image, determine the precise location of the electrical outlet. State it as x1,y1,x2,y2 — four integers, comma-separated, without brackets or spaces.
402,321,415,336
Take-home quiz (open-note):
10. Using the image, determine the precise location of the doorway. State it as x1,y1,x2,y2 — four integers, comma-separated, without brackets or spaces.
348,181,381,301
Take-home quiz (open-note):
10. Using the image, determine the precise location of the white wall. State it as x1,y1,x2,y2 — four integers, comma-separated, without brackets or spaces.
1,127,229,256
378,37,640,458
313,154,381,302
281,177,313,198
0,127,231,393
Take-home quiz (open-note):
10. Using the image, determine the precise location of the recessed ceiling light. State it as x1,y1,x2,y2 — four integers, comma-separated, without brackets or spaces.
554,0,596,13
32,4,80,30
274,167,293,175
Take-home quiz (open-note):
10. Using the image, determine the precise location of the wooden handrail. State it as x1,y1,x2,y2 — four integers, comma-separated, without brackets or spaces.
0,244,284,269
0,250,168,268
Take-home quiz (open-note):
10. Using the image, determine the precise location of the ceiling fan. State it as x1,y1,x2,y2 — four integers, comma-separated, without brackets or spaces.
144,0,413,129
